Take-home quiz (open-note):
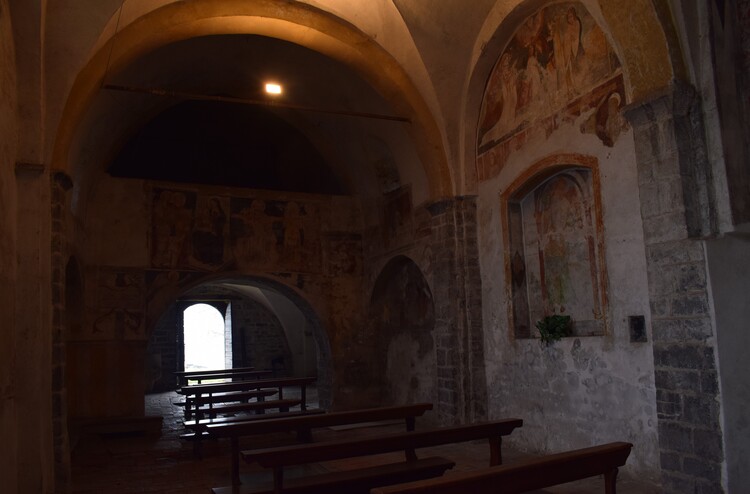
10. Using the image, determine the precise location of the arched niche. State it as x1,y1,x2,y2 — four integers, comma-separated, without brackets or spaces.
464,0,676,190
368,256,436,406
501,154,608,339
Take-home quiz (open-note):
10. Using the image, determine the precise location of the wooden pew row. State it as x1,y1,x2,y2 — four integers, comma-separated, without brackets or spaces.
207,403,433,487
211,418,523,494
175,370,273,389
370,441,633,494
181,376,316,421
174,366,257,386
176,389,278,410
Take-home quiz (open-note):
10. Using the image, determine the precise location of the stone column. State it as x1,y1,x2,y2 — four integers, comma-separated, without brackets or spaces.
625,84,724,493
51,171,72,493
427,196,487,424
15,162,55,493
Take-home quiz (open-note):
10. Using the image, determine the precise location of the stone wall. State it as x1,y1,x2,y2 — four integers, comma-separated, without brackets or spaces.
231,298,291,375
626,85,725,493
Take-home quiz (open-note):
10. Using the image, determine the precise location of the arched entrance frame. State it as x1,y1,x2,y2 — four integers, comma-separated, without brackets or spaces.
147,271,334,408
461,0,682,193
51,0,453,199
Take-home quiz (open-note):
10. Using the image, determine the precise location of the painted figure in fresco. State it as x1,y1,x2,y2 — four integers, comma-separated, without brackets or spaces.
191,197,227,267
282,202,304,267
152,190,193,268
561,7,584,95
479,52,519,147
231,199,273,267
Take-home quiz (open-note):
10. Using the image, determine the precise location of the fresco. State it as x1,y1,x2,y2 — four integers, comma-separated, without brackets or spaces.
509,169,606,337
150,188,322,273
78,267,146,340
478,3,625,179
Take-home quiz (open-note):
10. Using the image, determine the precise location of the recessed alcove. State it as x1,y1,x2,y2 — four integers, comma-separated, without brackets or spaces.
502,156,608,340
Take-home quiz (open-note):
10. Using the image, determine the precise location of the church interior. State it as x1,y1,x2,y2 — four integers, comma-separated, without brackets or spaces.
1,1,749,493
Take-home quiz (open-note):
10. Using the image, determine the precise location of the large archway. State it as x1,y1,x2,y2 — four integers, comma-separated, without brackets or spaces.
51,0,453,199
146,275,333,408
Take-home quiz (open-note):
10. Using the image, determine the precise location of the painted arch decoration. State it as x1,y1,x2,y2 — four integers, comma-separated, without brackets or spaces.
477,2,626,181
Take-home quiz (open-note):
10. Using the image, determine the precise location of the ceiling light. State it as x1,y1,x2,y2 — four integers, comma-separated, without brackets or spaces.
265,83,282,95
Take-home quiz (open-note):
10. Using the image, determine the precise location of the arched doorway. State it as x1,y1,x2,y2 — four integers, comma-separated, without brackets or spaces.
369,256,436,407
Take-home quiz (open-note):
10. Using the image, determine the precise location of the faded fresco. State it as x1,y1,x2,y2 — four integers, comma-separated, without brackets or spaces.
79,267,147,340
478,3,625,180
150,188,322,273
510,169,606,337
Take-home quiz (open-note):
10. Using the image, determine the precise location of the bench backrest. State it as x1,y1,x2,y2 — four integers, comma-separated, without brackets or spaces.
174,366,255,377
182,376,316,395
370,442,633,494
206,403,433,438
242,419,523,468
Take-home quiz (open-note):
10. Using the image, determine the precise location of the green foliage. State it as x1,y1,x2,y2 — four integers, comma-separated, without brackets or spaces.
536,314,572,345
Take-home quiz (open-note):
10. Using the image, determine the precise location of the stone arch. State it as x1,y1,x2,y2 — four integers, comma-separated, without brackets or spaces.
51,0,452,199
501,153,608,340
146,271,333,408
368,255,436,408
463,0,679,192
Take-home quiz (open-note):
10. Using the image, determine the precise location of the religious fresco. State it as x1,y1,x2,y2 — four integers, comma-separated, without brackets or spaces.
507,168,607,338
478,3,625,180
151,188,196,268
77,267,146,340
150,187,323,273
382,186,414,250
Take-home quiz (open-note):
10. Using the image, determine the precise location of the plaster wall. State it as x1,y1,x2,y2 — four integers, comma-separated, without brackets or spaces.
477,116,660,481
74,174,365,415
706,234,750,493
0,0,19,490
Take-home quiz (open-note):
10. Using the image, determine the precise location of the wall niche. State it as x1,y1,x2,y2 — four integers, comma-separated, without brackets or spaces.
502,155,608,339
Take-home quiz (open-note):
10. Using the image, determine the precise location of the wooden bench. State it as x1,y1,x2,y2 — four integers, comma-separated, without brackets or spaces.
211,418,523,494
207,403,433,487
175,388,278,409
184,408,326,458
174,366,257,386
370,441,633,494
181,376,316,421
176,370,273,388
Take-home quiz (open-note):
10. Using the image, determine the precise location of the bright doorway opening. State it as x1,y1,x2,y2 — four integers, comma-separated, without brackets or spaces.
183,303,229,372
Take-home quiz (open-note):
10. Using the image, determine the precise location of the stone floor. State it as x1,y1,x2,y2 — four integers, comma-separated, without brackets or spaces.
69,389,661,494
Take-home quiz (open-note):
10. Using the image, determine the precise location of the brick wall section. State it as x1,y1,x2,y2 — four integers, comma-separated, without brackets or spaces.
626,85,725,494
51,171,72,493
427,196,487,424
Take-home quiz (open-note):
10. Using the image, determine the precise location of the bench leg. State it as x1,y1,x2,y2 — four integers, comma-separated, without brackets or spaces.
604,467,619,494
489,436,503,466
273,466,284,494
231,437,241,487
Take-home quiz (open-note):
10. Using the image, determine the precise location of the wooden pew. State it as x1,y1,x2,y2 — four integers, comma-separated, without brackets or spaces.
370,442,633,494
174,366,257,386
181,376,316,420
176,370,273,389
211,418,523,494
207,403,433,487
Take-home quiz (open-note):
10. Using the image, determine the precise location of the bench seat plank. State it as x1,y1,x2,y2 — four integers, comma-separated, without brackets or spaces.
199,398,303,419
211,456,455,494
370,441,633,494
206,404,432,487
242,419,523,468
206,404,432,439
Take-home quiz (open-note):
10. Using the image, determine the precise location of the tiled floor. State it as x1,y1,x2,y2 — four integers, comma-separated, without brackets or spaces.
69,390,661,493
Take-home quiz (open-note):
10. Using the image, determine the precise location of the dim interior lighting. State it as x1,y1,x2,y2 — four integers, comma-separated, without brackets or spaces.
265,83,282,95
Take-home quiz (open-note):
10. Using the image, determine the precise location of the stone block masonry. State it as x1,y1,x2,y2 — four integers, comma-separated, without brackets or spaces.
626,84,724,494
